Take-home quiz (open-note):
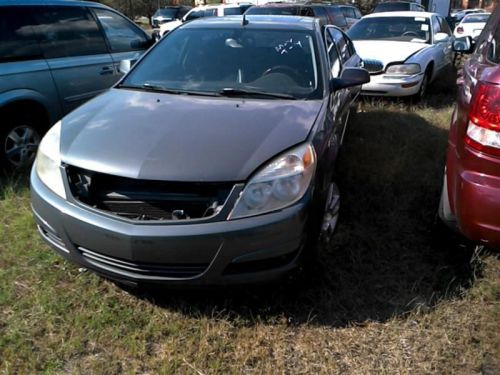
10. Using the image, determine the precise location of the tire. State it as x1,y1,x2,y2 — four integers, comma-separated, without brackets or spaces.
413,69,430,102
0,110,43,172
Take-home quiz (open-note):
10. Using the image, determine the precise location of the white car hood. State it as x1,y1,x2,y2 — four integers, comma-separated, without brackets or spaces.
353,40,427,68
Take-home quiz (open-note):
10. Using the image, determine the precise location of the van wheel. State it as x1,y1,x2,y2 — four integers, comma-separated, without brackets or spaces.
1,113,42,171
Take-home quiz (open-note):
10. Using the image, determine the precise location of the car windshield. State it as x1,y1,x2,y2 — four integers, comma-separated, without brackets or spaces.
348,16,431,43
245,7,300,16
373,3,410,12
122,28,321,99
463,14,490,23
154,9,179,18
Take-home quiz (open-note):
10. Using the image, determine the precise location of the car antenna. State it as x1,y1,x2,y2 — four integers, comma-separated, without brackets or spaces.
242,13,248,26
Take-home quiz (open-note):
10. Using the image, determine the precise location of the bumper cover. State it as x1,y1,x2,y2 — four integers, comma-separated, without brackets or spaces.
361,73,424,97
30,167,310,286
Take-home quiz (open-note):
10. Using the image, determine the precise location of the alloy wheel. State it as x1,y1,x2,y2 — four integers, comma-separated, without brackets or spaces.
4,125,41,168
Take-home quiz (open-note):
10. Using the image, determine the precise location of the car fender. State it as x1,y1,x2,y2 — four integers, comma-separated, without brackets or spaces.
0,89,60,126
405,46,436,79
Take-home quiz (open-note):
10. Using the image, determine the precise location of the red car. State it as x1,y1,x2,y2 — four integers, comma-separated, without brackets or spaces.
439,6,500,249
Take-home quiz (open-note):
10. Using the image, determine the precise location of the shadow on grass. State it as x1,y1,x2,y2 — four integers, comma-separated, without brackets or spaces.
131,109,482,327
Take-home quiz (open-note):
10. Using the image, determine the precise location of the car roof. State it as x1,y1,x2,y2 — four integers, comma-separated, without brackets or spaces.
182,15,318,31
364,11,437,18
0,0,108,7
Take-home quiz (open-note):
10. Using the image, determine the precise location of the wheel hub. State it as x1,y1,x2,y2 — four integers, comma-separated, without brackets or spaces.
4,125,40,168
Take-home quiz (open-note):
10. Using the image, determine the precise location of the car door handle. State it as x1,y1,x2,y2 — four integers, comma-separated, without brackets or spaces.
100,66,114,75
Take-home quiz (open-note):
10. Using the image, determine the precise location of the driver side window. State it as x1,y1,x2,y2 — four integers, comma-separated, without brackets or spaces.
325,28,341,77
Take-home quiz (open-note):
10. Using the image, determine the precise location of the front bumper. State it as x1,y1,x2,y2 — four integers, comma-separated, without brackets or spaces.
30,167,310,286
361,73,424,97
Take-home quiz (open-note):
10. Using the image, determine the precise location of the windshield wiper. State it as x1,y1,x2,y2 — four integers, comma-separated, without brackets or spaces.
117,82,220,97
219,88,297,100
143,83,220,97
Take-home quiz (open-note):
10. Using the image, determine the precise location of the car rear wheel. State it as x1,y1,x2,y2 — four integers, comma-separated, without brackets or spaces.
1,114,42,171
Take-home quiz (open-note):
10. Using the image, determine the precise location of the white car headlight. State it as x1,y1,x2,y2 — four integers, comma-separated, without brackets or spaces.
35,121,66,199
229,143,316,220
386,63,421,75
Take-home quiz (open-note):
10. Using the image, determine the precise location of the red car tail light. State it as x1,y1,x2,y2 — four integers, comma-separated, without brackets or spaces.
465,81,500,157
456,26,464,33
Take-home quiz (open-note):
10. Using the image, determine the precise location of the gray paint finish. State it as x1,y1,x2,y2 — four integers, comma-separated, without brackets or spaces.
61,88,323,182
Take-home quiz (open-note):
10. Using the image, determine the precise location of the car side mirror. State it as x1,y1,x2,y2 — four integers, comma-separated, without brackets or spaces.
330,68,370,91
453,36,473,53
119,59,132,74
434,32,450,43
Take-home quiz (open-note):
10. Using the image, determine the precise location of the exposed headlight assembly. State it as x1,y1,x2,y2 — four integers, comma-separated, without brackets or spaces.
385,63,421,75
229,143,316,219
35,121,66,199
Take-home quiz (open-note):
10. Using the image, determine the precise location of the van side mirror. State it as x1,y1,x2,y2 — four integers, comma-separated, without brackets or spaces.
119,59,132,74
330,68,370,91
453,36,473,53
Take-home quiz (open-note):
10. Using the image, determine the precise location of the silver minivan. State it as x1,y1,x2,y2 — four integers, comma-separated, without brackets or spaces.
0,0,153,169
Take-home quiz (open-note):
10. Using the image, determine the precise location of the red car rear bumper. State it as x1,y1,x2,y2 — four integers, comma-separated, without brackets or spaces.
448,144,500,249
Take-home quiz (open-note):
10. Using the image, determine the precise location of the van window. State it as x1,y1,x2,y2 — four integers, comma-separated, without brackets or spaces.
94,8,148,52
223,7,243,16
0,7,42,62
31,6,108,59
325,7,347,28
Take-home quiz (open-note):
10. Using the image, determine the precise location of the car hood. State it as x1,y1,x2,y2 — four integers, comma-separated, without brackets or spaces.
60,89,322,182
353,40,427,68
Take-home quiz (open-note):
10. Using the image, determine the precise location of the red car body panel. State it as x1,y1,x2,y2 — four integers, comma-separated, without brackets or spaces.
445,7,500,248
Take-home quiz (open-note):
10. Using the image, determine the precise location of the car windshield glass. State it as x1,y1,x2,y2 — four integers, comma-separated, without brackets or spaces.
122,28,321,99
374,3,409,12
154,9,178,18
348,16,431,43
463,14,490,23
245,7,300,16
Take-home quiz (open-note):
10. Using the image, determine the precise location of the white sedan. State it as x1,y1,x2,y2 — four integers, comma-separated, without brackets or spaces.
348,12,454,99
453,13,490,40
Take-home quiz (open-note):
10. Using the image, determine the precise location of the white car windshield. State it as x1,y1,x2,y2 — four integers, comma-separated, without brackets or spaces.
348,16,431,43
462,14,490,23
122,28,321,99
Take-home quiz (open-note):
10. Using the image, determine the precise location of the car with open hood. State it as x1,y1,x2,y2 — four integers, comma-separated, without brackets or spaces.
348,11,454,99
30,16,369,286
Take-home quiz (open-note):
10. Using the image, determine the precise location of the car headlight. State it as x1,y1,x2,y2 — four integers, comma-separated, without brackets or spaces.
385,63,421,75
228,143,316,219
35,121,66,199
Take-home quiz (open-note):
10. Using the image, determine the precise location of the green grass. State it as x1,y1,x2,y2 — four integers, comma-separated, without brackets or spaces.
1,80,499,373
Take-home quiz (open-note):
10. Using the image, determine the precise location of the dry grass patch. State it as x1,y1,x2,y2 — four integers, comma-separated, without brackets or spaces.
0,81,499,374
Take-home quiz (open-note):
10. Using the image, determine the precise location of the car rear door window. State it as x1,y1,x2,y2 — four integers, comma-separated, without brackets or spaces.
0,7,42,62
438,16,452,35
31,6,108,59
93,8,148,53
325,29,341,77
329,27,351,63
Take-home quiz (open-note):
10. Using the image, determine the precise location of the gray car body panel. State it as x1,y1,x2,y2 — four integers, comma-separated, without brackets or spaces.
61,89,323,182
